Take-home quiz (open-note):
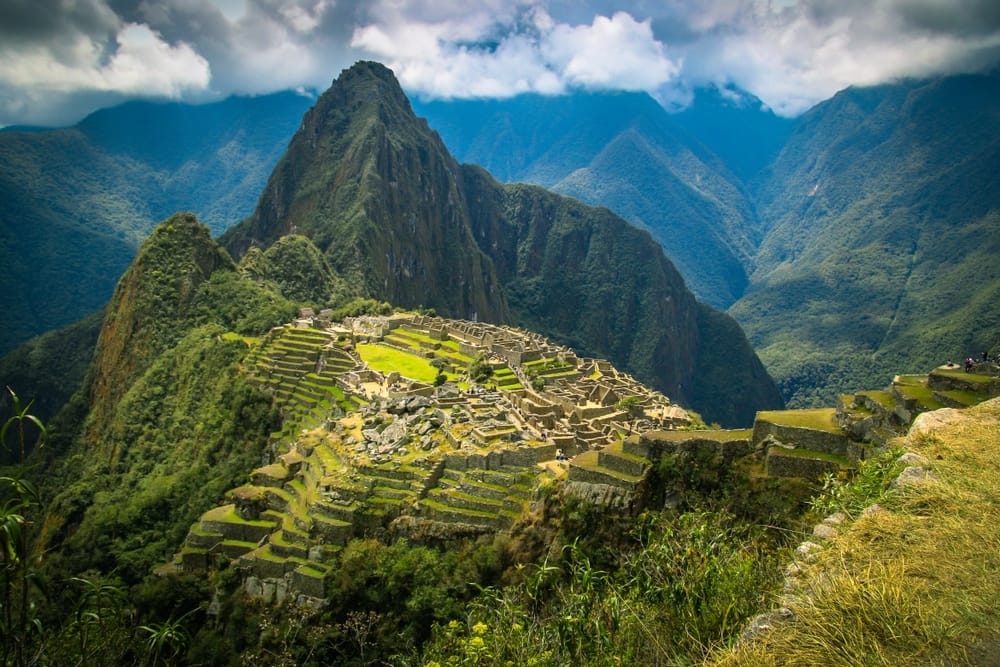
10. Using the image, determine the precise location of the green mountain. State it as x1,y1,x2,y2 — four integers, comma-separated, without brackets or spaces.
223,62,781,426
416,77,1000,407
41,212,293,582
671,85,795,184
732,75,1000,405
413,92,760,308
0,91,312,354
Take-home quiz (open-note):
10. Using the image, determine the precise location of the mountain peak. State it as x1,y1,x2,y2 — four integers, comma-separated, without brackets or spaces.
220,62,782,425
222,61,511,323
87,213,233,448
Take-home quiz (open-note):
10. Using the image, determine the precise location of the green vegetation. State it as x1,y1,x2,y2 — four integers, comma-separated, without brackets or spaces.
467,354,494,384
711,400,1000,665
421,511,782,666
356,343,440,383
756,408,841,433
0,310,103,450
1,388,46,665
0,91,312,355
731,76,1000,408
414,90,762,309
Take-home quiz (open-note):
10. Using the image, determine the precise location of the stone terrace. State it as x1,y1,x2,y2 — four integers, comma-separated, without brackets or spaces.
171,315,1000,606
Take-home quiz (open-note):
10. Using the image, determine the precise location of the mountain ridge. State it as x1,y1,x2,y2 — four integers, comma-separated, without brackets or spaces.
222,61,781,425
0,90,312,354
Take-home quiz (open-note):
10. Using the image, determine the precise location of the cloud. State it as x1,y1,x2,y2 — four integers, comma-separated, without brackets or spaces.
659,0,1000,114
0,0,211,125
351,7,681,99
3,0,1000,125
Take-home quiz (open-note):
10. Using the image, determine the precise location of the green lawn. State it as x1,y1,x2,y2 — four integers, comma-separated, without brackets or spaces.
356,343,440,383
757,408,841,433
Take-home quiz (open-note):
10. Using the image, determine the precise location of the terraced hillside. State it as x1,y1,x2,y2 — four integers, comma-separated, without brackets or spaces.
170,313,694,602
170,314,1000,605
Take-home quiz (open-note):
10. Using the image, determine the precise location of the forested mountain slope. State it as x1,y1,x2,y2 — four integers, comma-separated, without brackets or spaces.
0,91,312,354
413,92,761,308
732,74,1000,405
223,62,782,425
417,76,1000,407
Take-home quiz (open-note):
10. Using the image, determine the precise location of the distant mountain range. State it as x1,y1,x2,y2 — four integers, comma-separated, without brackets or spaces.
1,64,997,410
0,91,313,354
415,75,1000,405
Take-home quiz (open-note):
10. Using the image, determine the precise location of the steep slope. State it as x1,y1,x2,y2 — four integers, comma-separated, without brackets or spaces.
413,92,758,308
0,91,311,354
222,63,510,323
84,213,236,451
42,213,293,582
461,168,779,425
672,85,795,185
732,74,1000,406
225,62,781,425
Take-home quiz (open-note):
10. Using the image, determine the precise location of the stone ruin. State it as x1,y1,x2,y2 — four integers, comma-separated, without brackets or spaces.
166,314,1000,606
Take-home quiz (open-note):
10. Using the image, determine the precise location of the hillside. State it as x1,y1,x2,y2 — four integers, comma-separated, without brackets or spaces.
733,74,1000,406
0,91,312,354
224,62,782,426
9,205,998,665
413,91,759,308
710,395,1000,666
417,76,1000,408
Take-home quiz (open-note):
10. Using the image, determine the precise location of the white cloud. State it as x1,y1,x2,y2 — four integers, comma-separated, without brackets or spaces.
351,7,682,99
665,0,1000,115
0,22,210,97
543,11,679,89
3,0,1000,125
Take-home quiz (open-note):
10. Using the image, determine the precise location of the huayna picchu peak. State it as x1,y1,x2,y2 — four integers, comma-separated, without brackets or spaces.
222,61,782,427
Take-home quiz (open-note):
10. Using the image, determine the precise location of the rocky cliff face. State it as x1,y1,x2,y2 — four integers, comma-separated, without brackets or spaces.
223,62,782,425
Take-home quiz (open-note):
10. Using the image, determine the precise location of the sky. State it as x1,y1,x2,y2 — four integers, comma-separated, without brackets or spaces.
2,0,999,127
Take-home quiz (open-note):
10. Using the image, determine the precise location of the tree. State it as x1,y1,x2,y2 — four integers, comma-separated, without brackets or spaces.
467,355,494,384
1,387,46,667
615,395,643,419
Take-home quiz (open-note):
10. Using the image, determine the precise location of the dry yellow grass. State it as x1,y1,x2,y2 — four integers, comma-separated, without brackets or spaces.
707,398,1000,667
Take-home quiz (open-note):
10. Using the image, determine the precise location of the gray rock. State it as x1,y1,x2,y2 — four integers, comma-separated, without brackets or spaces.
812,524,838,540
862,503,884,516
244,576,262,598
909,408,967,436
823,512,847,525
795,541,823,562
379,419,408,447
897,452,929,467
408,396,431,411
891,466,937,489
740,608,794,645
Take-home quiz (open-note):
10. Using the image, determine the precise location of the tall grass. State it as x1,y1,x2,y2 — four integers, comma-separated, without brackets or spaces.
708,399,1000,666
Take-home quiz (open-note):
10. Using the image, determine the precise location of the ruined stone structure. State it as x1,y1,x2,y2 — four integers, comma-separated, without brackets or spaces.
169,317,1000,606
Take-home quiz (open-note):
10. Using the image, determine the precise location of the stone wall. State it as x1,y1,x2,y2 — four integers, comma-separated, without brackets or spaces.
751,421,848,457
765,448,842,478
